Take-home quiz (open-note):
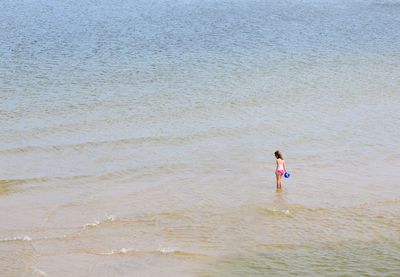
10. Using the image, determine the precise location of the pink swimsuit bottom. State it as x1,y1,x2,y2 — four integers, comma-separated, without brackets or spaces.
276,169,285,175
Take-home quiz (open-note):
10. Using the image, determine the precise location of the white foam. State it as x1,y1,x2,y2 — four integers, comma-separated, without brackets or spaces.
120,247,130,254
32,267,48,276
283,210,291,215
268,208,291,215
0,235,32,242
158,246,177,254
84,214,116,229
100,246,178,256
84,221,101,229
100,247,134,255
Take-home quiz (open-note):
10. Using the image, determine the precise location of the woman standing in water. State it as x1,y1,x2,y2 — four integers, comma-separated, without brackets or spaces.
274,150,287,190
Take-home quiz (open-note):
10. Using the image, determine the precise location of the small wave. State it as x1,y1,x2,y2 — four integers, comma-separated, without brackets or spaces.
256,243,300,251
155,248,209,258
0,178,48,186
99,247,178,256
32,267,48,276
385,153,400,161
262,208,291,216
158,246,177,254
100,248,136,255
83,214,116,229
372,1,400,8
0,126,250,155
98,247,207,258
0,235,32,242
0,135,176,155
0,175,92,188
0,175,93,195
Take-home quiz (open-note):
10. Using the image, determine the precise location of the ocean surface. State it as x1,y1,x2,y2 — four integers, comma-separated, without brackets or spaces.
1,0,400,276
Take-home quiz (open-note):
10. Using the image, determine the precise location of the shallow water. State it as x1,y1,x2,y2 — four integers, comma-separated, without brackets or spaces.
1,0,400,276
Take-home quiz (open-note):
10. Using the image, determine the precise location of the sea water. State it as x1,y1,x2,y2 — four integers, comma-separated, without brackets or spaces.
1,0,400,276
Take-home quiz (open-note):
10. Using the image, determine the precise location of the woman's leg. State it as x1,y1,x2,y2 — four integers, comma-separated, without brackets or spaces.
275,173,280,190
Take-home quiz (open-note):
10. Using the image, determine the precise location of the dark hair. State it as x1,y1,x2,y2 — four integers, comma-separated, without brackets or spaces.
274,150,283,159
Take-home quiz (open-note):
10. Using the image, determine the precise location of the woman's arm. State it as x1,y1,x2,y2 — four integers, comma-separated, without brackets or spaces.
283,160,287,172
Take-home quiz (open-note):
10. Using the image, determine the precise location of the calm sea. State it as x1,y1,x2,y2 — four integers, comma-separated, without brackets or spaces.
1,0,400,276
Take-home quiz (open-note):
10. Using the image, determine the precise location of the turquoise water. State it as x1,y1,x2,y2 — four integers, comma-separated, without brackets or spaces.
1,0,400,276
